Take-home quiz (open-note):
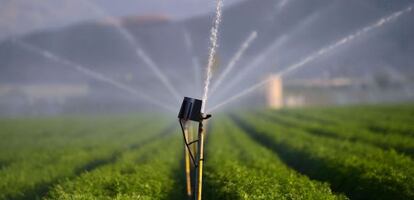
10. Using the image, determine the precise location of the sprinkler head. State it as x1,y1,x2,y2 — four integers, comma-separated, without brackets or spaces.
178,97,203,122
202,114,212,120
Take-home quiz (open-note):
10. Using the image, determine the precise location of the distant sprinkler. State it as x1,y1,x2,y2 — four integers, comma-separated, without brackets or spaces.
178,97,211,200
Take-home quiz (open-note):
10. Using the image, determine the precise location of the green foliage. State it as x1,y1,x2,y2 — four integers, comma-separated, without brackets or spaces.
45,132,185,200
235,106,414,200
0,105,413,199
259,108,414,156
204,117,346,200
0,114,172,200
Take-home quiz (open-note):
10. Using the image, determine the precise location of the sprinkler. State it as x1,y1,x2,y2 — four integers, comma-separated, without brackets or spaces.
178,97,211,200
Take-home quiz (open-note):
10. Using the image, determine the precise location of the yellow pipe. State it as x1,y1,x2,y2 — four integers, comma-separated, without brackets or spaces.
184,128,193,198
185,146,192,197
196,124,205,200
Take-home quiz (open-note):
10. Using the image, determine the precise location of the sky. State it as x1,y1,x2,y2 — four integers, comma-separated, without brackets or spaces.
91,0,244,19
0,0,244,40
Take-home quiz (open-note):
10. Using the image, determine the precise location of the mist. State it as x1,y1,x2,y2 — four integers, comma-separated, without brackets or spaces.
0,0,413,116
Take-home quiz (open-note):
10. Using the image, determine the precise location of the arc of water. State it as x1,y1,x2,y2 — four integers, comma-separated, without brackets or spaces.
211,10,323,102
209,5,413,112
201,0,224,113
13,39,176,112
209,31,258,95
277,5,413,77
211,34,288,102
135,48,182,101
208,77,269,112
82,0,182,102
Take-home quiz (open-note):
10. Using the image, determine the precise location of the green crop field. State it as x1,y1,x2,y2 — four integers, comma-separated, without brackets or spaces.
0,104,413,200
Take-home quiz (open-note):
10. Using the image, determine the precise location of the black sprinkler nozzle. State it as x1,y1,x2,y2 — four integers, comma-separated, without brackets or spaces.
178,97,203,122
178,97,212,122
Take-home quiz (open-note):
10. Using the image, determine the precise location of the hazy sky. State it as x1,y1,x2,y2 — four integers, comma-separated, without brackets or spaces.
0,0,245,40
91,0,245,19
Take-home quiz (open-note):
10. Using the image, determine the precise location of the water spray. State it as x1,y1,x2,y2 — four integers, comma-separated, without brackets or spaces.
178,97,211,200
277,5,413,77
211,34,288,99
12,39,176,112
83,0,182,102
211,9,341,101
209,31,258,94
178,1,222,199
202,0,223,113
209,5,413,112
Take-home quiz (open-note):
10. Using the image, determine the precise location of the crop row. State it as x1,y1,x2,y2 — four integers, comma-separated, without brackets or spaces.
46,130,184,199
259,109,414,157
0,114,171,200
234,112,414,200
203,117,346,199
282,105,414,137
